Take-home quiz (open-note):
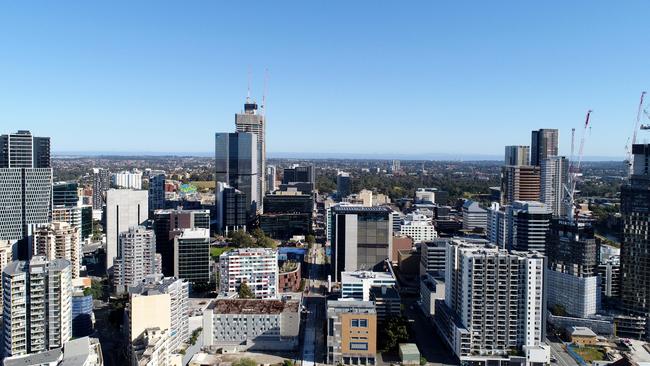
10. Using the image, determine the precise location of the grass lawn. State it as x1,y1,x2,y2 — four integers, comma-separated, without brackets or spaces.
211,246,234,258
573,346,606,362
191,181,216,190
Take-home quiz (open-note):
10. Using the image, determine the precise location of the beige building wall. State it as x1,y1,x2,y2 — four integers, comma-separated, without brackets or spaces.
130,293,171,342
340,313,377,356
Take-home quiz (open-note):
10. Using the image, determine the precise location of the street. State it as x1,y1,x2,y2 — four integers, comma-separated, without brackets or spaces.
301,243,327,366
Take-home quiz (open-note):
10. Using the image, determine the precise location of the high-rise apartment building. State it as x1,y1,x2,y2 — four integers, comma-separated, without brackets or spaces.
505,201,552,253
546,219,600,318
111,170,143,190
53,182,79,208
330,206,393,282
215,132,259,219
337,172,351,199
504,145,530,166
128,275,189,353
0,130,50,169
235,99,266,208
461,200,487,230
152,208,210,276
219,248,279,299
113,226,161,293
531,129,559,166
435,240,548,364
148,171,166,214
621,144,650,337
33,222,81,278
173,228,210,285
486,202,507,248
105,189,148,271
500,165,541,205
2,257,72,357
540,156,568,217
91,168,110,210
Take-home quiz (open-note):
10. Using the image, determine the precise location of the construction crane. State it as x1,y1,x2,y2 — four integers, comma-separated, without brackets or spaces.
564,110,592,223
626,91,647,177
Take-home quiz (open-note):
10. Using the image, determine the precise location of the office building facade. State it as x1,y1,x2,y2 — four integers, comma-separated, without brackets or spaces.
505,145,530,166
531,129,559,166
505,201,552,253
462,200,488,230
330,206,393,282
540,156,568,217
326,300,377,366
105,189,148,271
91,168,110,210
337,172,351,199
500,165,541,205
173,228,210,284
215,132,259,218
235,99,266,210
148,171,166,213
215,182,248,234
282,165,314,184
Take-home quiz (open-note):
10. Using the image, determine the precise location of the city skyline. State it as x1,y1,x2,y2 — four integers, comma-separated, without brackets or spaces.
1,1,649,158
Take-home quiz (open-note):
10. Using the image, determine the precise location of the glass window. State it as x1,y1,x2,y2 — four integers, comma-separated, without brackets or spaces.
350,342,369,351
359,319,368,327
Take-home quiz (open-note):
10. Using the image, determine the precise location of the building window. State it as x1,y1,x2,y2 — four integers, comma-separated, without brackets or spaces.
351,318,368,328
350,342,369,351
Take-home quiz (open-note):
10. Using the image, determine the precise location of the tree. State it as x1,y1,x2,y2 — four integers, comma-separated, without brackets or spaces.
379,316,409,352
306,234,316,246
83,279,104,300
238,282,255,299
229,230,254,247
283,360,295,366
233,358,257,366
251,228,266,241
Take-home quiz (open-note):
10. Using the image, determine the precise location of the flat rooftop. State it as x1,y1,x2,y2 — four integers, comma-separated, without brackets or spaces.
208,299,299,314
341,270,395,283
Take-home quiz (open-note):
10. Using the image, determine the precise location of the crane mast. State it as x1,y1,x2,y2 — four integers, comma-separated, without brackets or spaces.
564,110,592,223
627,91,646,177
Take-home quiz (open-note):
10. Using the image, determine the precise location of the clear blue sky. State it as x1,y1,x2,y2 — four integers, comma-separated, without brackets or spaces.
1,1,649,158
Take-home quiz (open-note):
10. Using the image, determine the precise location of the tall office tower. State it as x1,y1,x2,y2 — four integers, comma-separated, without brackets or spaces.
486,202,507,248
337,171,351,199
435,240,548,364
148,171,166,214
0,168,53,241
219,248,279,299
3,257,72,357
540,156,568,217
105,189,148,272
330,206,393,282
500,165,541,205
531,128,559,166
621,144,650,337
91,168,110,210
215,132,259,219
282,164,315,184
266,165,277,193
326,300,377,366
546,219,600,318
173,228,210,285
111,170,143,190
0,130,50,168
215,182,248,234
128,275,189,353
235,99,266,208
53,181,79,208
33,222,81,278
505,201,552,253
504,145,530,166
152,209,210,276
80,205,93,240
113,226,161,293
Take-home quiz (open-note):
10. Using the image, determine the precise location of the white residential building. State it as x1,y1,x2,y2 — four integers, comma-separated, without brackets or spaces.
486,202,507,248
340,271,396,301
111,170,143,190
105,189,148,271
33,222,81,278
131,327,179,366
399,213,437,243
2,257,72,357
434,240,548,365
462,200,487,230
113,226,161,294
219,248,279,299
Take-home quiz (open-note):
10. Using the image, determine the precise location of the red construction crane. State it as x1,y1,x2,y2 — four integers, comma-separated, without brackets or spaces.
564,110,592,223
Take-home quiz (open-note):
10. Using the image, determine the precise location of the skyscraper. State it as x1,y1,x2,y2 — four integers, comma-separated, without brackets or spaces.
105,189,148,272
540,156,569,217
235,98,266,208
215,182,248,234
330,206,393,282
32,222,81,278
337,171,351,199
435,240,548,364
215,132,259,219
3,257,72,357
531,129,559,166
173,228,210,285
0,131,53,257
113,226,161,293
91,168,110,210
621,144,650,336
500,165,540,205
266,165,277,193
148,170,166,214
282,164,314,185
504,145,530,166
505,201,552,254
53,181,79,208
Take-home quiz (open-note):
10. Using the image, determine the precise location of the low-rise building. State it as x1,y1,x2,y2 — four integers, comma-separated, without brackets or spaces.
569,326,598,346
462,200,487,230
219,248,279,299
399,213,437,243
419,274,445,317
278,261,301,293
202,299,301,351
3,336,103,366
326,300,377,366
341,270,396,301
